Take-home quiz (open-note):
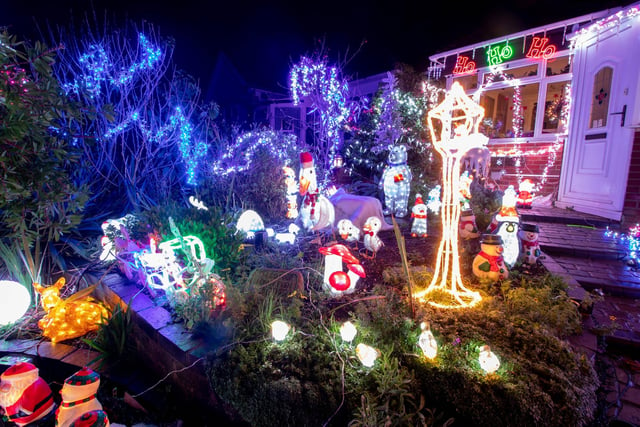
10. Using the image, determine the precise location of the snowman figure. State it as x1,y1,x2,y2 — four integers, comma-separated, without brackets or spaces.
473,234,509,281
518,223,541,265
56,367,109,427
0,362,57,426
379,145,412,218
410,194,428,237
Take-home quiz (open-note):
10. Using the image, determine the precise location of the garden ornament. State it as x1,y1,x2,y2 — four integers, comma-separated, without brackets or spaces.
188,195,209,211
355,343,380,367
318,244,365,296
0,362,57,426
379,144,412,218
472,234,509,281
417,322,438,359
459,210,480,240
283,165,299,219
410,193,428,237
33,278,110,344
516,178,535,209
362,216,384,259
298,152,335,232
478,345,500,374
56,367,108,427
330,187,392,232
0,280,31,326
337,218,361,248
518,223,541,265
427,184,442,214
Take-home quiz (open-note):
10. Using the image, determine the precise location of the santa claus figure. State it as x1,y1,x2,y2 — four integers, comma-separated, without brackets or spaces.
518,223,541,265
410,194,428,238
473,234,509,281
516,179,535,209
56,367,109,427
0,362,56,426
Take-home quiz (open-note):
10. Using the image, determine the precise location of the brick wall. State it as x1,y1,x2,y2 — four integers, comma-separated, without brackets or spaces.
622,130,640,227
486,139,565,198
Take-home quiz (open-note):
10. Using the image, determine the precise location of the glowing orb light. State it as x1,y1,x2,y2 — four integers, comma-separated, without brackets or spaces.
271,320,291,341
414,81,486,308
355,343,379,367
0,280,31,325
236,210,265,239
479,345,500,374
340,321,357,343
417,322,438,359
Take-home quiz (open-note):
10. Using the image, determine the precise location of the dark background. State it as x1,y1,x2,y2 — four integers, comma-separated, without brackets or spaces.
2,0,631,93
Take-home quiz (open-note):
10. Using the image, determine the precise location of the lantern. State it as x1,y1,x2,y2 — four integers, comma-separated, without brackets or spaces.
340,321,357,343
0,280,31,326
478,345,500,374
271,320,291,341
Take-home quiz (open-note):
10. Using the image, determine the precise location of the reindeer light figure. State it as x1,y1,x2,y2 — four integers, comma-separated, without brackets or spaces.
33,278,110,343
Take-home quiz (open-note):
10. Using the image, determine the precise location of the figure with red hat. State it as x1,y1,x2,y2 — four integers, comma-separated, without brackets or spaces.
298,152,335,232
410,194,428,238
0,362,57,426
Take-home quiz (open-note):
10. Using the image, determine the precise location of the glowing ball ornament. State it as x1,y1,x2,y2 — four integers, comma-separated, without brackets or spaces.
414,81,487,308
271,320,291,341
417,322,438,359
0,280,31,325
56,367,108,427
516,178,535,209
410,194,428,238
236,210,265,239
379,144,413,218
340,321,357,343
478,345,500,374
473,234,509,281
355,343,380,368
518,223,541,265
0,362,57,427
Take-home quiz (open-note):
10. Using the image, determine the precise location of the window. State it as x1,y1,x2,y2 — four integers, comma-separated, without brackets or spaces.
482,63,538,84
543,81,570,133
452,73,479,91
479,83,539,138
589,67,612,129
546,55,571,76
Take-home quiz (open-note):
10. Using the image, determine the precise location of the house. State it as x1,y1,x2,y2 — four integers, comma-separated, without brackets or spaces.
427,2,640,225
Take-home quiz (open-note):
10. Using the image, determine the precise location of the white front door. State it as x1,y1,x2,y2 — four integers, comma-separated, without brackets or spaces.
557,16,639,221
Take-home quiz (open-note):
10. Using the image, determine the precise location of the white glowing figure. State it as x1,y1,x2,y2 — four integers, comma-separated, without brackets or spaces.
340,321,357,343
99,214,137,261
410,194,428,238
459,170,473,210
283,166,299,219
271,320,291,341
298,152,335,231
427,185,442,214
236,210,265,239
188,196,209,211
362,217,384,259
356,343,379,367
379,144,413,217
496,185,518,221
479,345,500,374
337,219,361,247
0,280,31,325
274,233,296,244
414,81,487,308
289,223,301,235
495,186,520,268
319,244,366,296
417,322,438,359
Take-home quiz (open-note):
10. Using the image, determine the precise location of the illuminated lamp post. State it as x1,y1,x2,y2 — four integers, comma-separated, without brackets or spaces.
414,81,487,308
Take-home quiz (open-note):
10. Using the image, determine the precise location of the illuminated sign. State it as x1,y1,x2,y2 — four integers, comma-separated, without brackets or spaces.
526,37,557,59
453,55,476,75
486,43,514,66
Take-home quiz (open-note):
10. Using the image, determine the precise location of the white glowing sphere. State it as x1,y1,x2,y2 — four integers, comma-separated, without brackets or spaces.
356,343,379,367
340,321,357,342
236,210,265,235
271,320,291,341
0,280,31,325
479,345,500,374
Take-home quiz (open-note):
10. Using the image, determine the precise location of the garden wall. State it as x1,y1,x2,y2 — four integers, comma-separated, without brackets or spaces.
622,130,640,227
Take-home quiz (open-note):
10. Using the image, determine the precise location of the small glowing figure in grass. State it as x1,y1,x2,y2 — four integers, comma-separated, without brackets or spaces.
418,322,438,359
356,343,380,367
340,321,357,343
478,345,500,374
0,362,57,427
298,152,335,231
283,165,299,219
0,280,31,326
410,194,428,238
188,196,209,211
472,234,509,281
427,185,442,214
516,178,535,209
33,278,110,344
271,320,291,341
379,144,413,218
518,223,541,265
414,81,487,308
362,216,384,259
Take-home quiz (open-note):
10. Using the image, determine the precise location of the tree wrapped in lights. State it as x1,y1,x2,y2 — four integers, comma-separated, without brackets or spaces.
50,17,206,211
414,82,487,308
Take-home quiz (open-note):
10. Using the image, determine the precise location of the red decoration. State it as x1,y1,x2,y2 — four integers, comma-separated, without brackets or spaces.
329,271,350,291
526,37,557,60
394,173,404,182
453,55,476,75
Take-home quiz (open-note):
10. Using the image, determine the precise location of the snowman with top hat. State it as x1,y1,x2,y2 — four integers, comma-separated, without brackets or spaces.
473,234,509,281
518,223,542,266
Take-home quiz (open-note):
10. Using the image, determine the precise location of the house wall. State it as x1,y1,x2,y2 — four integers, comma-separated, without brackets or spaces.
622,130,640,227
487,140,564,198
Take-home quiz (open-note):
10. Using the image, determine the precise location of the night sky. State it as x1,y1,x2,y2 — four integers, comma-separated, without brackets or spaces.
2,0,631,93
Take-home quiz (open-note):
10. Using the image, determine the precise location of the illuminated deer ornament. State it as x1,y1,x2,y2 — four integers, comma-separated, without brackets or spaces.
414,81,487,308
33,278,110,343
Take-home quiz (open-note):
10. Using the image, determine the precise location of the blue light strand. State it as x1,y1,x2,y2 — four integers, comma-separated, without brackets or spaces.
604,224,640,267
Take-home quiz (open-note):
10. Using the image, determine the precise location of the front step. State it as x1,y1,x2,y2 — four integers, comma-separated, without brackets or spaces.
521,205,620,229
535,222,627,260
